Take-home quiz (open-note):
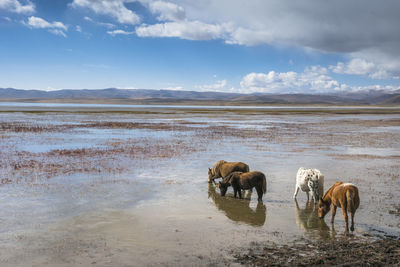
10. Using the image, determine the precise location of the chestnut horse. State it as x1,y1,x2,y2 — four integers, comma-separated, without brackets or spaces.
318,182,360,232
208,160,250,184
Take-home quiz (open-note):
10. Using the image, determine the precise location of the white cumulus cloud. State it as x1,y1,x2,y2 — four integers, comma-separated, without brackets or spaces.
136,20,230,40
330,57,400,80
0,0,34,14
71,0,140,25
26,16,67,30
148,1,185,21
240,66,347,93
25,16,68,37
107,29,134,36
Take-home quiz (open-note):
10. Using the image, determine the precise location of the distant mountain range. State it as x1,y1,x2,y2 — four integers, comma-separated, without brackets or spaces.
1,87,399,105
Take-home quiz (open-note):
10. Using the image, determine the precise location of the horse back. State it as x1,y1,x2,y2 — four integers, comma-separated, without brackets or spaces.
237,171,265,188
220,162,249,177
332,183,360,212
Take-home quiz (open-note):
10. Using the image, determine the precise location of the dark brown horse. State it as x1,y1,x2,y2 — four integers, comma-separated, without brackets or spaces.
208,160,249,184
318,182,360,232
218,171,266,201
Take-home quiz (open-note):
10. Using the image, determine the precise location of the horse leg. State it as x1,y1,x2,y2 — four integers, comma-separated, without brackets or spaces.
238,188,242,199
233,188,237,198
331,205,337,224
342,207,349,232
256,186,263,202
331,223,337,238
350,212,355,231
293,186,300,199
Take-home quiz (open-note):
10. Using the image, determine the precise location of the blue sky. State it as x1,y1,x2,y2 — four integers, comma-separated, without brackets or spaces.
1,0,399,94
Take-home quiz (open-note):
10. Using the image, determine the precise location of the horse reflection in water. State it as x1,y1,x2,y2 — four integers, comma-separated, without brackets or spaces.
294,199,332,239
208,184,266,227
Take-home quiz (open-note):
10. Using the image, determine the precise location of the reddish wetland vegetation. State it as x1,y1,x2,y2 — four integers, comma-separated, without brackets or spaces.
0,105,399,266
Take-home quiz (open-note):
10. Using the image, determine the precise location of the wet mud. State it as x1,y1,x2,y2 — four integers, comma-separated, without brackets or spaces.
234,237,400,266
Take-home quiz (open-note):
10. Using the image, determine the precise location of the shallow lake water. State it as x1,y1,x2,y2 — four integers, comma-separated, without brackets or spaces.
0,104,399,266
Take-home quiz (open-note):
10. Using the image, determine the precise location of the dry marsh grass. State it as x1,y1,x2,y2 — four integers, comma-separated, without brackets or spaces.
0,137,204,184
1,112,399,187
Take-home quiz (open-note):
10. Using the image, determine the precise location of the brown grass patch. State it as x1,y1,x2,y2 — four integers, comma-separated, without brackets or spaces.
0,137,204,184
78,121,194,131
0,122,62,132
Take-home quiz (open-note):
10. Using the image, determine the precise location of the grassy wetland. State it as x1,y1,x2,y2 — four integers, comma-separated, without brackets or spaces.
0,104,399,266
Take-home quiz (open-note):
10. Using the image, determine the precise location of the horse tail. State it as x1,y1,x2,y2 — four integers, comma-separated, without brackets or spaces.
346,190,354,213
262,174,267,194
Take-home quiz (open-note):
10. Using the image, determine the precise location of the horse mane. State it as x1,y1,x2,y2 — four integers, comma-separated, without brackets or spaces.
322,181,343,201
212,160,227,176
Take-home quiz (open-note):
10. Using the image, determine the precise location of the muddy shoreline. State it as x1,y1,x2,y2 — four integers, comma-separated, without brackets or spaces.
234,236,400,266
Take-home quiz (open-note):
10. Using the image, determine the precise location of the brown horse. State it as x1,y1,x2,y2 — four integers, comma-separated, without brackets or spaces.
208,160,250,184
218,171,266,201
318,182,360,232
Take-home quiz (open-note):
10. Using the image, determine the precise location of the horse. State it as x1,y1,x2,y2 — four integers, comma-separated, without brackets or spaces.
208,160,249,184
293,167,324,203
218,171,266,201
318,182,360,232
208,184,266,227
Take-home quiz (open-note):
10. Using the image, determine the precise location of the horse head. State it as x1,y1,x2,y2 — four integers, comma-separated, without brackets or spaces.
208,168,217,183
318,197,330,219
208,167,212,178
218,181,229,196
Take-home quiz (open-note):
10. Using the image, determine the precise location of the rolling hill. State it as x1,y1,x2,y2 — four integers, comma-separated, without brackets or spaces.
1,88,399,105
